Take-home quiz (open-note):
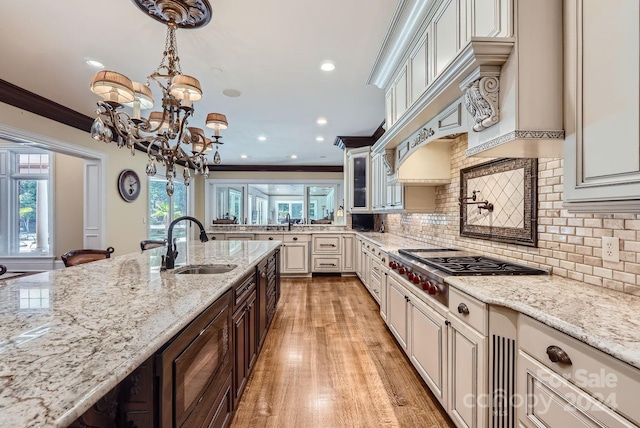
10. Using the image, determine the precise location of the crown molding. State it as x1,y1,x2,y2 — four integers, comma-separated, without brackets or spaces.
0,79,93,132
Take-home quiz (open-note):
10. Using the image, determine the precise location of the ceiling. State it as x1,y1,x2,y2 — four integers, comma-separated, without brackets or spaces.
0,0,399,168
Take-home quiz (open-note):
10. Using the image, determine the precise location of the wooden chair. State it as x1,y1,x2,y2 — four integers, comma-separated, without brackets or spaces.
61,247,115,267
140,240,167,251
0,265,6,276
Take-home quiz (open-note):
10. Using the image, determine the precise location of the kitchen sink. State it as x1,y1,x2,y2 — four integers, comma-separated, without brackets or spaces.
174,264,238,275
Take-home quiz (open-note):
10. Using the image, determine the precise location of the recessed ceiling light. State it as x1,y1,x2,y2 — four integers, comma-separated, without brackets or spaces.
291,154,298,159
320,61,335,72
258,136,266,141
86,60,104,68
316,136,324,142
223,88,241,97
240,154,247,159
317,117,327,125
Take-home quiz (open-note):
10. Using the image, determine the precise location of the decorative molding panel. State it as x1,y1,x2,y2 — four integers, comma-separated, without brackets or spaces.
465,130,565,157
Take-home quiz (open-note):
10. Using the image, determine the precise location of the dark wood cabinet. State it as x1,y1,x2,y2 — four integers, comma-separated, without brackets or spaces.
232,288,257,407
257,258,269,350
157,289,233,428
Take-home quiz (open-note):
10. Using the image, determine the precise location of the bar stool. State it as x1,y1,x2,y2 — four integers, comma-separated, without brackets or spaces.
61,247,115,267
140,240,167,251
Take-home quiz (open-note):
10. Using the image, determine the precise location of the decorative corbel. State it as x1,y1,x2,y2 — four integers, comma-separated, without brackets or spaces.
460,66,502,132
383,148,395,175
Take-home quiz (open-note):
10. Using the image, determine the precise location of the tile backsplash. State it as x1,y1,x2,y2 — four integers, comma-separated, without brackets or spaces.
382,135,640,296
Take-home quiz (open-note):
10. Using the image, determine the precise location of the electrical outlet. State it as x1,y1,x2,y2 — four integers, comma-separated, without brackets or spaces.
602,236,620,263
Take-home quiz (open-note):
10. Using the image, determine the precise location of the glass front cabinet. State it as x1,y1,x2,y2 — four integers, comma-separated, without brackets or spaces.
347,147,371,213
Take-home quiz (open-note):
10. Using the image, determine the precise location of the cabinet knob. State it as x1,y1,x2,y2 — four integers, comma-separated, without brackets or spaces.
269,237,273,240
445,320,450,326
457,303,470,315
212,236,216,240
293,237,298,241
546,345,573,365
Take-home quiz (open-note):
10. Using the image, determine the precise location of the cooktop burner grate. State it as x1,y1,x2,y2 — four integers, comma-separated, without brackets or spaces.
398,250,548,276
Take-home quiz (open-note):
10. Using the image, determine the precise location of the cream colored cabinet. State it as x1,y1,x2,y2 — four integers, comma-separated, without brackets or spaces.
341,234,355,272
207,233,226,241
311,234,341,273
346,147,371,213
447,287,488,428
409,292,448,409
563,0,640,212
387,271,448,409
281,234,309,274
386,274,409,351
518,315,640,427
371,153,386,211
225,234,254,240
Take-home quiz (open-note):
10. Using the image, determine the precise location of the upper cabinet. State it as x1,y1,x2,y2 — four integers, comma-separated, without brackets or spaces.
563,0,640,212
369,0,564,159
346,147,371,213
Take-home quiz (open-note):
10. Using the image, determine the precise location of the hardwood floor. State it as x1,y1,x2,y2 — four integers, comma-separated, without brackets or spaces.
230,276,454,428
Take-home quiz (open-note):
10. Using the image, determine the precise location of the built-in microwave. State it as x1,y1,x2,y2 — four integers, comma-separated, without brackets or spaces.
157,290,232,427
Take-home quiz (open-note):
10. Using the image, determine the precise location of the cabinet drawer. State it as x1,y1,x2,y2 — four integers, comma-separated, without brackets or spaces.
311,255,341,272
448,287,487,335
225,234,254,240
208,234,226,241
519,315,640,424
233,272,256,311
283,234,309,242
312,235,341,254
255,234,283,242
518,350,635,428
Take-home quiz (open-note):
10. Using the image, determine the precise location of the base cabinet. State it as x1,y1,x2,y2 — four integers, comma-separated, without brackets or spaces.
233,289,257,407
387,274,409,351
447,315,487,428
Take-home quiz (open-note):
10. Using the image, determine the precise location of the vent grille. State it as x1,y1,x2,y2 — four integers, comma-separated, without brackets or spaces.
492,335,516,428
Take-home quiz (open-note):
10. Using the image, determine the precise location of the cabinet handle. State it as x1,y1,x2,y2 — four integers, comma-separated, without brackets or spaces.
457,303,470,315
546,345,573,365
320,244,336,247
212,236,217,240
269,237,273,240
445,320,450,326
319,263,337,267
293,237,298,241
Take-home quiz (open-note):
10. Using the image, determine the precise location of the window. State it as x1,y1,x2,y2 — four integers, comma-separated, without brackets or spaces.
0,149,52,256
209,181,343,225
149,177,188,241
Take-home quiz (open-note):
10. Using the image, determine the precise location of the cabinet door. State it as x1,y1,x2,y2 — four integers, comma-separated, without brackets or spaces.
392,183,403,208
448,316,488,428
233,291,257,407
348,150,370,212
409,297,447,409
281,243,308,273
386,275,408,351
564,0,640,211
379,272,388,321
257,261,268,350
342,235,355,272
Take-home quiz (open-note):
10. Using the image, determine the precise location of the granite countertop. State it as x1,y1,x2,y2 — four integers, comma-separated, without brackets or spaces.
0,239,280,428
354,231,640,371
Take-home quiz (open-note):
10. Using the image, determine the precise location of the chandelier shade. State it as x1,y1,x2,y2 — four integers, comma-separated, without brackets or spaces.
90,71,135,103
88,0,225,196
170,75,203,104
130,82,154,109
206,113,228,132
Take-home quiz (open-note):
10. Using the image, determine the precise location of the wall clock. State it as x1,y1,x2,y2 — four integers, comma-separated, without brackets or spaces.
118,169,141,202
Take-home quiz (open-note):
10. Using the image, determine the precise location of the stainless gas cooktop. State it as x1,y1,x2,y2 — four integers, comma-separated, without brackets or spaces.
398,249,548,276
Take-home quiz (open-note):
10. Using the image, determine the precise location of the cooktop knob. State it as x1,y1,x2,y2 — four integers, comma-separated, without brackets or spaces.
412,275,421,285
389,261,396,269
427,283,438,295
398,266,405,275
407,272,415,281
420,280,430,291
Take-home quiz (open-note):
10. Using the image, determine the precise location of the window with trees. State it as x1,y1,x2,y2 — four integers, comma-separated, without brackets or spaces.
0,148,52,256
148,177,188,241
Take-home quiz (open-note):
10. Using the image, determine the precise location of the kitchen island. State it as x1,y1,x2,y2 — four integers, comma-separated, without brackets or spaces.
0,239,280,428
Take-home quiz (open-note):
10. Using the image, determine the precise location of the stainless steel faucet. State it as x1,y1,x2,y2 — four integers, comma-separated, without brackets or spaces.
164,216,209,270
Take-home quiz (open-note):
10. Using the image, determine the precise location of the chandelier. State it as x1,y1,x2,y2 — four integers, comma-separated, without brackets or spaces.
89,0,226,196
